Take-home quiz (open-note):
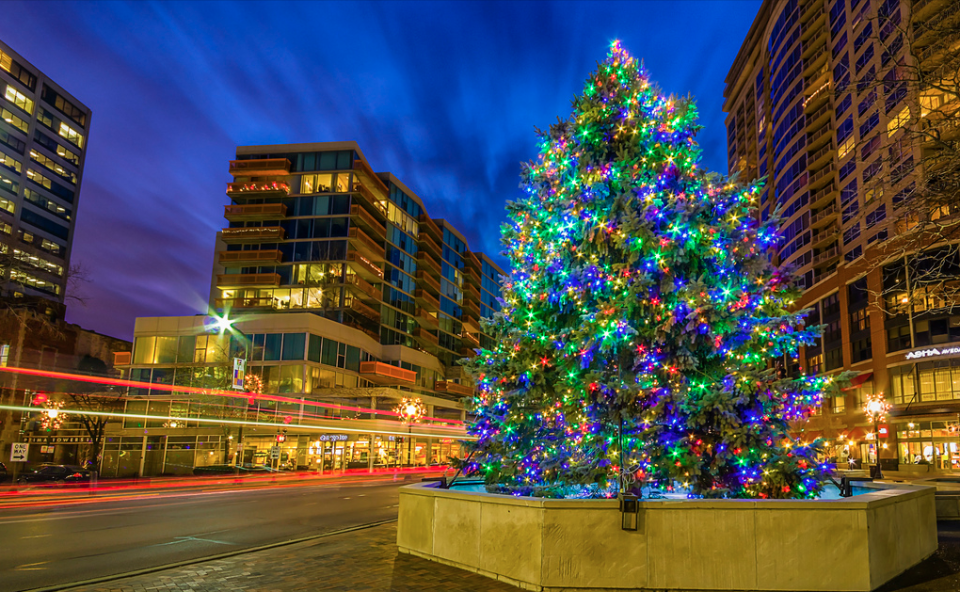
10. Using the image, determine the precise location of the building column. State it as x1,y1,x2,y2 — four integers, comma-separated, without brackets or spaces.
368,434,375,473
138,436,147,478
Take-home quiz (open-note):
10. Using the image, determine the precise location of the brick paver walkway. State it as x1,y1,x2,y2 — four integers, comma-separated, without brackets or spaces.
64,522,515,592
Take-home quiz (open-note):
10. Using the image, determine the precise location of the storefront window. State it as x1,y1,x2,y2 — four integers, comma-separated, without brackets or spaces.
895,420,960,469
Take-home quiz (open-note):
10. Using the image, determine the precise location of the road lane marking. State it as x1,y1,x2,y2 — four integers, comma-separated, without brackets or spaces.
15,561,48,570
151,535,237,547
20,534,52,539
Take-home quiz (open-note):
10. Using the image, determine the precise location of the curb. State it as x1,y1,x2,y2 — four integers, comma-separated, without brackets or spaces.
20,519,398,592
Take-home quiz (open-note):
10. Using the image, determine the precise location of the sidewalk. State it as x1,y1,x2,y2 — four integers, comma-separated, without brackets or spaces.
62,522,516,592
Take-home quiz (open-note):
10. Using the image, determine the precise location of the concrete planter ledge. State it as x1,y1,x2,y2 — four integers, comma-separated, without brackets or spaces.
397,481,937,592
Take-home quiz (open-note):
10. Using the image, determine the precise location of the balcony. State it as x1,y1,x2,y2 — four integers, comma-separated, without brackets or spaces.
463,266,481,286
460,312,480,332
459,347,476,357
802,80,831,111
913,0,948,21
344,320,379,341
229,158,291,177
350,204,387,237
802,48,828,78
220,226,285,243
416,307,439,329
417,250,441,277
418,214,442,239
215,296,274,310
353,159,390,197
801,30,826,59
813,245,840,266
810,181,837,208
809,165,835,192
811,203,838,227
224,203,288,222
218,249,283,265
463,282,481,302
811,223,837,248
414,327,439,349
346,251,383,281
463,251,481,271
348,298,380,322
462,299,481,318
348,227,385,262
800,4,825,34
416,270,441,295
418,232,442,257
806,101,831,130
359,361,417,385
807,124,832,151
343,274,381,301
808,141,835,169
353,181,388,217
415,289,440,311
434,381,473,397
215,273,281,289
462,332,480,349
226,181,291,198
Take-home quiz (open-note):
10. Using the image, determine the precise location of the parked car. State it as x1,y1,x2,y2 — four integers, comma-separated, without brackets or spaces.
17,464,92,484
0,461,8,482
192,463,280,476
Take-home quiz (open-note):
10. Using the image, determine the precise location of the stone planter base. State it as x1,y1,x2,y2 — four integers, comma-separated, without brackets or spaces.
397,482,937,591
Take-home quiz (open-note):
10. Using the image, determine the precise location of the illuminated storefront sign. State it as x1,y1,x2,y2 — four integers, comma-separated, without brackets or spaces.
318,434,349,442
905,346,960,360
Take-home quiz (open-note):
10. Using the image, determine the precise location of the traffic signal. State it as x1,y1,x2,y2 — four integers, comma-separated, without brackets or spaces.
276,430,287,443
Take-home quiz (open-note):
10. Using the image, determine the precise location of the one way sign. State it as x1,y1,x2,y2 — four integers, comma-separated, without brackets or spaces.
10,443,28,462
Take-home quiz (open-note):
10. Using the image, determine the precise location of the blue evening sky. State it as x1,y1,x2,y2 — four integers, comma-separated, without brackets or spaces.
1,1,761,339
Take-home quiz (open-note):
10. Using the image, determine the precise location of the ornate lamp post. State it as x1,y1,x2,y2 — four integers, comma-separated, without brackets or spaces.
395,397,425,468
862,393,892,479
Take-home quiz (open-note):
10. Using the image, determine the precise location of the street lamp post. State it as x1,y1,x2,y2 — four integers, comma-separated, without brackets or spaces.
862,392,892,479
395,397,425,468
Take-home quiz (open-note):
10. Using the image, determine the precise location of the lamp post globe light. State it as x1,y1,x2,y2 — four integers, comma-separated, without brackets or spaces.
395,397,425,467
862,393,892,479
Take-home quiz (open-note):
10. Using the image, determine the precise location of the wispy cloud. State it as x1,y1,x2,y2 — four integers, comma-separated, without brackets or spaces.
0,0,761,339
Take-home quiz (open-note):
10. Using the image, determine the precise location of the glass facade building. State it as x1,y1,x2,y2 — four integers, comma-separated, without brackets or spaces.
0,40,90,301
723,0,960,470
112,142,505,477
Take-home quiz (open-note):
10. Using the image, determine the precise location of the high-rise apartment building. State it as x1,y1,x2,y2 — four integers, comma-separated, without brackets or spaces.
0,40,90,301
111,142,505,477
724,0,960,471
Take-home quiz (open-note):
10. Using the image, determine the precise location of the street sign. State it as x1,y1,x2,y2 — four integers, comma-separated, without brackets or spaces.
269,445,281,460
10,443,28,462
232,357,246,390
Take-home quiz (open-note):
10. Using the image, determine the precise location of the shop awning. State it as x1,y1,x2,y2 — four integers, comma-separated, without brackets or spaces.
842,372,873,391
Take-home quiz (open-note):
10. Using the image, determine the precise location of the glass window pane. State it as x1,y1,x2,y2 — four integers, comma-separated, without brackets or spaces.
133,336,156,364
308,334,322,363
282,333,306,361
177,336,195,363
264,334,282,361
156,336,177,364
345,345,360,372
321,338,338,366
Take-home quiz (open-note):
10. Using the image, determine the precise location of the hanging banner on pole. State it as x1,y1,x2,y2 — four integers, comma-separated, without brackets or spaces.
232,358,246,390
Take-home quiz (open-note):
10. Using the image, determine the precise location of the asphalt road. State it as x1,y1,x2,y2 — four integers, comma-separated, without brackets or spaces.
0,474,421,591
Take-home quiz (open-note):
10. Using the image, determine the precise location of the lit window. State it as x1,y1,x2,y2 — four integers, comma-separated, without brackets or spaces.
0,106,28,133
0,152,21,174
838,136,855,159
58,122,83,149
887,106,910,136
3,85,34,114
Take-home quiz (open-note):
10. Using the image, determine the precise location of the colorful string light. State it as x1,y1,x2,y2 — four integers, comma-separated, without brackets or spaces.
461,42,832,500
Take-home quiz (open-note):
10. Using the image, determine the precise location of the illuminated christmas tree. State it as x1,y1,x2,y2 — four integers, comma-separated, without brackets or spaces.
462,42,834,499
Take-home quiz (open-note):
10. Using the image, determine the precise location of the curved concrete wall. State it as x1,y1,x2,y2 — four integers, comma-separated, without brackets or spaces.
397,482,937,591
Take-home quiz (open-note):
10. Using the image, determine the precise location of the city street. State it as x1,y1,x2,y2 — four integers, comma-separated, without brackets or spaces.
0,471,435,591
